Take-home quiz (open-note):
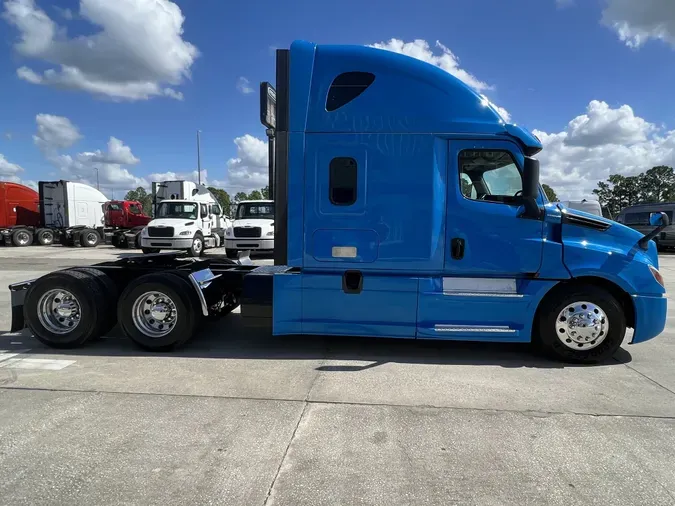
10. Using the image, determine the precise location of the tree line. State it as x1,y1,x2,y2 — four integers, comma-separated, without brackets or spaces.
542,165,675,218
123,185,270,217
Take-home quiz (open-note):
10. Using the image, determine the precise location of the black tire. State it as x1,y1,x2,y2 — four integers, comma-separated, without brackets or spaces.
187,232,204,257
80,229,100,247
535,284,626,364
67,267,119,336
226,249,238,259
142,247,160,254
36,228,54,246
134,233,141,249
111,234,128,248
23,270,108,348
12,228,33,247
117,272,201,351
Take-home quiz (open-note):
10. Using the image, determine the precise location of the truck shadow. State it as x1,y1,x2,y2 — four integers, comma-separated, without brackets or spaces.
0,314,633,370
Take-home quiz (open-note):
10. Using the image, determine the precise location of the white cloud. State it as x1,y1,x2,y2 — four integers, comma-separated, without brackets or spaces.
0,153,25,181
369,38,510,122
236,76,254,94
535,101,675,200
33,113,81,151
32,114,145,190
77,137,139,165
564,100,655,147
225,134,269,193
2,0,199,101
602,0,675,48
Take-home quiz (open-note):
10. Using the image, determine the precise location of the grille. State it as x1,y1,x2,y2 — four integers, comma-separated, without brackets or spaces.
147,226,174,237
234,226,261,238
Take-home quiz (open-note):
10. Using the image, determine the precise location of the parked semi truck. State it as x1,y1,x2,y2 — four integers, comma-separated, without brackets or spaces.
105,200,152,249
7,40,668,363
0,180,108,247
139,181,230,256
225,199,275,258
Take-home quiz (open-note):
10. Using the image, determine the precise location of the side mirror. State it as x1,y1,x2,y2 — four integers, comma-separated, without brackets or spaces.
520,156,542,219
650,212,670,227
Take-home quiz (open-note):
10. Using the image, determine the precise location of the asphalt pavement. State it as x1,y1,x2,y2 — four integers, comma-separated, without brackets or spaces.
0,245,674,506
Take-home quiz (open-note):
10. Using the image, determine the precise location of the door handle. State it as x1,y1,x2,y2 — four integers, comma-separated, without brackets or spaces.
451,238,465,260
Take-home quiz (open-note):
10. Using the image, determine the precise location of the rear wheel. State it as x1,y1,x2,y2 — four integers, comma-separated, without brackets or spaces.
23,270,108,348
80,229,100,247
117,272,200,351
36,228,54,246
535,284,626,363
12,228,33,247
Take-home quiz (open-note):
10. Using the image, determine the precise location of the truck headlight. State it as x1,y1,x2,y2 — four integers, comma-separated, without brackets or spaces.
225,227,233,237
179,230,192,236
649,265,665,288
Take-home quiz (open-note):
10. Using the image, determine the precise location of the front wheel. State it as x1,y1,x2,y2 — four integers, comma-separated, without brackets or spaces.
187,233,204,257
535,284,626,364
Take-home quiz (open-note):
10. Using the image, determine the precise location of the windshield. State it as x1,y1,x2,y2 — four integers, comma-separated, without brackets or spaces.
236,202,274,220
157,202,198,220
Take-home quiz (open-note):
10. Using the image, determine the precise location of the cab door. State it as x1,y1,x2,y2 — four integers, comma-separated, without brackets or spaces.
200,203,212,236
445,139,544,277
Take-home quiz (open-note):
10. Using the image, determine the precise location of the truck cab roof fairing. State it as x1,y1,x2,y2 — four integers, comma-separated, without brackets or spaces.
288,40,540,151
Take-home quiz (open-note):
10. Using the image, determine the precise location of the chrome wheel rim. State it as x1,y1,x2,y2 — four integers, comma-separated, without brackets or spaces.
556,301,608,350
37,289,82,334
42,231,53,244
131,291,178,338
193,238,203,253
16,231,30,245
85,232,98,245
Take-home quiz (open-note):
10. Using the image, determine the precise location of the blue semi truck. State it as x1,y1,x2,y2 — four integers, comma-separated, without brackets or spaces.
7,40,668,363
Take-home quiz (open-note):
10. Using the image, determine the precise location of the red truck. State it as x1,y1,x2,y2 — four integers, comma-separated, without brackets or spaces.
104,200,152,248
0,181,152,248
0,182,55,246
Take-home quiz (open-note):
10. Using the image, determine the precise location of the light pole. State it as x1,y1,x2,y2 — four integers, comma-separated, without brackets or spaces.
94,168,99,190
197,129,202,186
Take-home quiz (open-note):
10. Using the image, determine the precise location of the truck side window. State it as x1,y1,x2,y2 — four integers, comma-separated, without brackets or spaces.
459,150,523,204
326,72,375,112
210,204,221,216
329,157,357,206
200,204,208,217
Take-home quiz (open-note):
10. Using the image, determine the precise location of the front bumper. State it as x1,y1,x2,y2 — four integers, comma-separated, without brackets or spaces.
140,237,193,249
225,238,274,250
630,294,668,344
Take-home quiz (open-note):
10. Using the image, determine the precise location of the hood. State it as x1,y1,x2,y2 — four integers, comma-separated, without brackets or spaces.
147,218,197,228
233,218,273,228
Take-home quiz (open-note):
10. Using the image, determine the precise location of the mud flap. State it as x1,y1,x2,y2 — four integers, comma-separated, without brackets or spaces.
237,250,253,265
8,280,34,332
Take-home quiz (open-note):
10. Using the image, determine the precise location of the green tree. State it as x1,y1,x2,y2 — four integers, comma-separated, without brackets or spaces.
640,166,675,203
541,184,558,202
124,187,153,215
247,190,263,200
207,186,231,214
234,191,248,202
261,186,270,199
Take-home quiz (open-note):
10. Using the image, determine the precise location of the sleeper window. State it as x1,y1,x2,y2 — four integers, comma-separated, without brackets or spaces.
459,150,523,204
326,72,375,112
329,157,358,206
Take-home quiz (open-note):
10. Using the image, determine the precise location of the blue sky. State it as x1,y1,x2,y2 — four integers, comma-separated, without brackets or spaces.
0,0,673,199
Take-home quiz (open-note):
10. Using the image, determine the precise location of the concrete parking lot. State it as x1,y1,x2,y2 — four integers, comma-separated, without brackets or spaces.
0,246,674,506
